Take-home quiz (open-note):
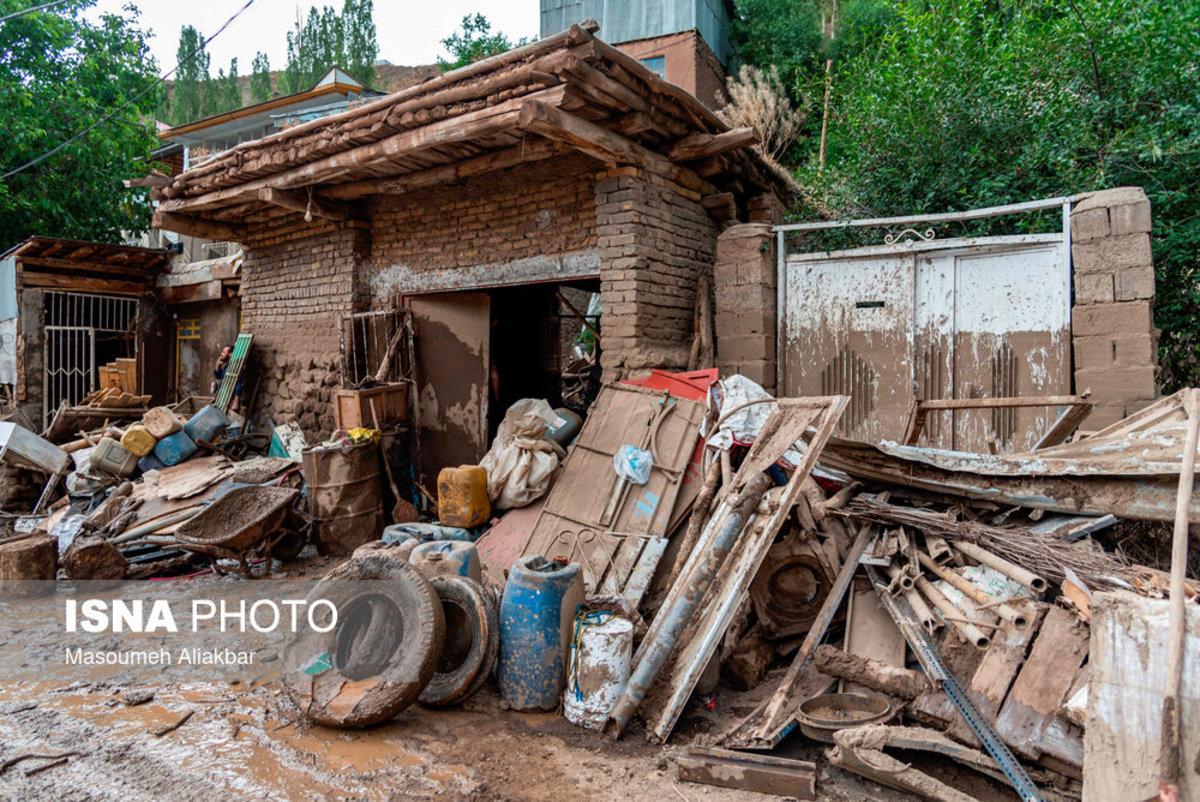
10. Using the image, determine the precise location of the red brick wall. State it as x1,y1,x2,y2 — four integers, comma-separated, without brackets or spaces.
597,166,717,379
615,31,728,111
367,155,599,301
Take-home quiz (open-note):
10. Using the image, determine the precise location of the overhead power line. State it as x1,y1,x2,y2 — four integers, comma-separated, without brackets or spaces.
2,0,258,181
0,0,74,23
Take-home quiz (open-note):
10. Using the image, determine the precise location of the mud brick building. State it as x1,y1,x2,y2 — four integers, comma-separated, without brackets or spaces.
154,23,793,470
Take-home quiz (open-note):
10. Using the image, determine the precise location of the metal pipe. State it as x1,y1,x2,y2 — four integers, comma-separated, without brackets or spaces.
952,540,1047,594
605,472,772,738
887,562,937,633
918,552,1028,628
885,561,914,590
915,576,991,649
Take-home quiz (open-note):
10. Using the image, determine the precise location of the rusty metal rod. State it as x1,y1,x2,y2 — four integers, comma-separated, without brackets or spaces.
915,576,990,649
952,539,1047,595
605,472,773,738
918,552,1028,628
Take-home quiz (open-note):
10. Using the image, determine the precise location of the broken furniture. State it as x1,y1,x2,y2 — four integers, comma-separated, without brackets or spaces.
0,422,70,513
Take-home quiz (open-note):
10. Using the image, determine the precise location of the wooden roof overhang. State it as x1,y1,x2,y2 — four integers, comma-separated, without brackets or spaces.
152,22,798,242
4,237,174,296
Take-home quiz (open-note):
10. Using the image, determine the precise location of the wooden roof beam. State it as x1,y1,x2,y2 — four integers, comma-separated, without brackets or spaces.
667,128,759,162
517,100,714,195
323,138,566,200
256,187,358,221
157,86,566,216
154,212,247,242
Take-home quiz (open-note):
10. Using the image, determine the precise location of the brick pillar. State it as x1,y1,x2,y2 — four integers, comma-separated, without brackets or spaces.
1070,186,1159,428
595,167,716,380
714,223,777,393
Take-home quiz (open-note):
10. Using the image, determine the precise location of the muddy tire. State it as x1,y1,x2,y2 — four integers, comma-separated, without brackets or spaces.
419,575,499,707
282,552,445,727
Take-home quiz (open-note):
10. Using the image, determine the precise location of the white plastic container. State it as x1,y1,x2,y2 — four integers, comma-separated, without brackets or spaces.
563,612,633,730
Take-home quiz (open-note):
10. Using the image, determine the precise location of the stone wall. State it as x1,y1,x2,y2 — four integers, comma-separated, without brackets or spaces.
596,166,717,380
713,223,776,393
1070,186,1159,428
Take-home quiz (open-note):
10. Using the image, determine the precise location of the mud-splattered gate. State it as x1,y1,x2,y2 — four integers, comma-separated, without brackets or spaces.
777,198,1073,452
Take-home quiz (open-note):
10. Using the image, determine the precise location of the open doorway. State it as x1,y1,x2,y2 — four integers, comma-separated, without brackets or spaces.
409,279,600,484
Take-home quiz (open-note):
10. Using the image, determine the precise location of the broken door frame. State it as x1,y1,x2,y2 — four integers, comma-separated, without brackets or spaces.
774,195,1073,447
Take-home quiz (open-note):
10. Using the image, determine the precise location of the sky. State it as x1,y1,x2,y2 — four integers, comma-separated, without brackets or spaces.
86,0,540,73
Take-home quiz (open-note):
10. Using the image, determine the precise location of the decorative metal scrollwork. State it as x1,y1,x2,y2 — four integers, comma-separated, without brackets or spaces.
883,227,937,245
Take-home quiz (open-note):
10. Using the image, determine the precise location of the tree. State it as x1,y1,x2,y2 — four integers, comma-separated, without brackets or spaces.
170,24,210,125
810,0,1200,388
438,13,526,72
249,52,272,102
721,66,807,162
278,0,378,93
216,58,241,114
0,0,160,248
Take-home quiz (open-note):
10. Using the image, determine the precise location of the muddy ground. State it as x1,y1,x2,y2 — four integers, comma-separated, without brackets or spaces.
0,672,922,801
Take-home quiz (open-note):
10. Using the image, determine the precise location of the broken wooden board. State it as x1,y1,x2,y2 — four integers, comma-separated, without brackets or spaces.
639,396,848,743
677,746,815,799
947,602,1047,746
1083,592,1200,802
993,604,1089,761
475,500,543,592
841,577,906,694
521,383,705,594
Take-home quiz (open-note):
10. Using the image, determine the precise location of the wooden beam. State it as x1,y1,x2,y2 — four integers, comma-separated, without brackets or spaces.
677,747,816,799
153,211,246,242
614,112,654,136
322,138,566,200
124,175,171,188
517,100,713,194
19,273,145,296
18,256,162,279
157,281,223,305
667,128,759,161
256,187,357,221
158,86,566,215
701,192,738,222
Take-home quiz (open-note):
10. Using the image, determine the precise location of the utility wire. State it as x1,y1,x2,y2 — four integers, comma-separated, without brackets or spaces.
0,0,75,23
2,0,257,181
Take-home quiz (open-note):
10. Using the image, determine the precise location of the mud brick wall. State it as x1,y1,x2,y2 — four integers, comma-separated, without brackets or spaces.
713,223,776,393
1070,186,1159,428
239,222,371,435
368,155,599,300
596,166,717,380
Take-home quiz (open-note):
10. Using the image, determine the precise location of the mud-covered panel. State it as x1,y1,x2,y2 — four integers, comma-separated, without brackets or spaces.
782,255,915,443
410,293,489,484
949,245,1070,452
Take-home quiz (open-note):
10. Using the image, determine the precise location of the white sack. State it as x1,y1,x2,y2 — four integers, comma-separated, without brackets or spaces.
479,398,566,510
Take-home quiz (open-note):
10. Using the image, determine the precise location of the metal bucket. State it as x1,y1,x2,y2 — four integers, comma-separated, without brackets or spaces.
302,441,383,555
564,612,633,730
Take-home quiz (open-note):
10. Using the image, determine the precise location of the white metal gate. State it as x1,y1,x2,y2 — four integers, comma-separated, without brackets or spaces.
42,291,139,426
777,198,1073,453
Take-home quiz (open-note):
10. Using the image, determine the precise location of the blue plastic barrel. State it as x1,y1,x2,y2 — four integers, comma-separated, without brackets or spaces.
383,522,476,543
183,404,230,444
154,430,198,466
410,540,481,583
498,555,585,711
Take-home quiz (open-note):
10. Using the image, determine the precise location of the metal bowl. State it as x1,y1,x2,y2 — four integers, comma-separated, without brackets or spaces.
795,692,894,743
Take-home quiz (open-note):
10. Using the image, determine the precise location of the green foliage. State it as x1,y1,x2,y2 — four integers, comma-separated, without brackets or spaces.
170,24,209,125
438,13,528,72
730,0,824,91
249,52,272,102
215,58,241,115
807,0,1200,388
278,0,377,94
0,0,159,248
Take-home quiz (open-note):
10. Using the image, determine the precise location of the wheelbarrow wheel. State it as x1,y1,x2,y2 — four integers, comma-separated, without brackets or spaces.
420,575,499,707
282,553,445,727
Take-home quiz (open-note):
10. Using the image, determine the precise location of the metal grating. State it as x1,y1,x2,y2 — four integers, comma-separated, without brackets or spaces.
990,342,1018,446
44,291,137,333
821,345,875,435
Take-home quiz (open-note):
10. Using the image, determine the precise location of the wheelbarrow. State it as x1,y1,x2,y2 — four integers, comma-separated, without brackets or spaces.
174,485,300,576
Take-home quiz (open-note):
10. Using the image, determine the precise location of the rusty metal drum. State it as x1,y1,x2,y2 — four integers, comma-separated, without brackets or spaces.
302,440,383,555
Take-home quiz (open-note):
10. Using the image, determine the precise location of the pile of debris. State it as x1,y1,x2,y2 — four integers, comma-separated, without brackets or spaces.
0,357,1196,801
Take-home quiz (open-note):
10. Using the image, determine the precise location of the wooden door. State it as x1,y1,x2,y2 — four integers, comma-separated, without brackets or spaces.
410,293,490,484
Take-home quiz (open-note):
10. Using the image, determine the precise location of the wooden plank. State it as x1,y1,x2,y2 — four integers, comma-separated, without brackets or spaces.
947,603,1047,745
154,212,247,241
256,187,358,221
667,128,759,161
677,747,816,799
517,100,713,195
993,605,1089,760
